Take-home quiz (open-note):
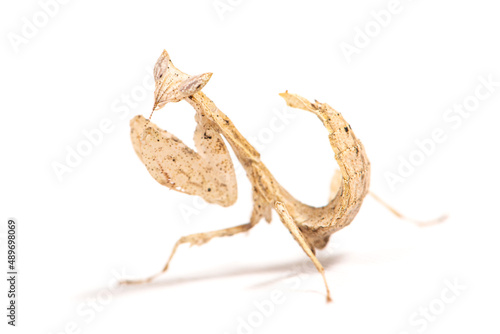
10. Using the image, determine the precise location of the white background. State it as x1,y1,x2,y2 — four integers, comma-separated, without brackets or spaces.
1,0,500,333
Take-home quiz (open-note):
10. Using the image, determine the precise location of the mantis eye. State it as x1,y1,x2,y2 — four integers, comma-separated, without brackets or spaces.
178,73,213,97
153,50,170,81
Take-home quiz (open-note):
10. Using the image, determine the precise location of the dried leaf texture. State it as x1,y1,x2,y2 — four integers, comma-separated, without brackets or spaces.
278,92,371,248
130,114,237,207
125,50,372,301
140,50,371,247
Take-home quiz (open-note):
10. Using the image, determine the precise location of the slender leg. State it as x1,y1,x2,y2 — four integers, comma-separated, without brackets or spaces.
369,191,447,226
120,221,257,285
274,201,332,302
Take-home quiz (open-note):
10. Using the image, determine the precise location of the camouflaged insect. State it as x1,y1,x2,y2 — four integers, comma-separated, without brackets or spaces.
122,50,440,302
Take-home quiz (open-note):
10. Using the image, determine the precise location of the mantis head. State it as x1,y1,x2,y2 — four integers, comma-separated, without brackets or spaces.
151,50,212,118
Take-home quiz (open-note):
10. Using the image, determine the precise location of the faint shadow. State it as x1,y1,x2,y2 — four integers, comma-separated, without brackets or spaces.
246,254,348,290
80,246,410,300
80,253,348,299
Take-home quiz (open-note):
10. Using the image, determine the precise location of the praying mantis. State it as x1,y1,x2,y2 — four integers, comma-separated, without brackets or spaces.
121,50,444,302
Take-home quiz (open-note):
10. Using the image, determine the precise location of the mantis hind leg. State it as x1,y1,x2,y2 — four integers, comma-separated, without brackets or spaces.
369,192,447,226
274,201,332,302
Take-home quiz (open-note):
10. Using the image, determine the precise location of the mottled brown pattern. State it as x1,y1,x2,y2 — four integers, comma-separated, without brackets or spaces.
123,50,372,302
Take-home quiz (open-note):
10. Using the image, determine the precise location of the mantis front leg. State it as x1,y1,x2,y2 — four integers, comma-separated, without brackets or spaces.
130,112,237,207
